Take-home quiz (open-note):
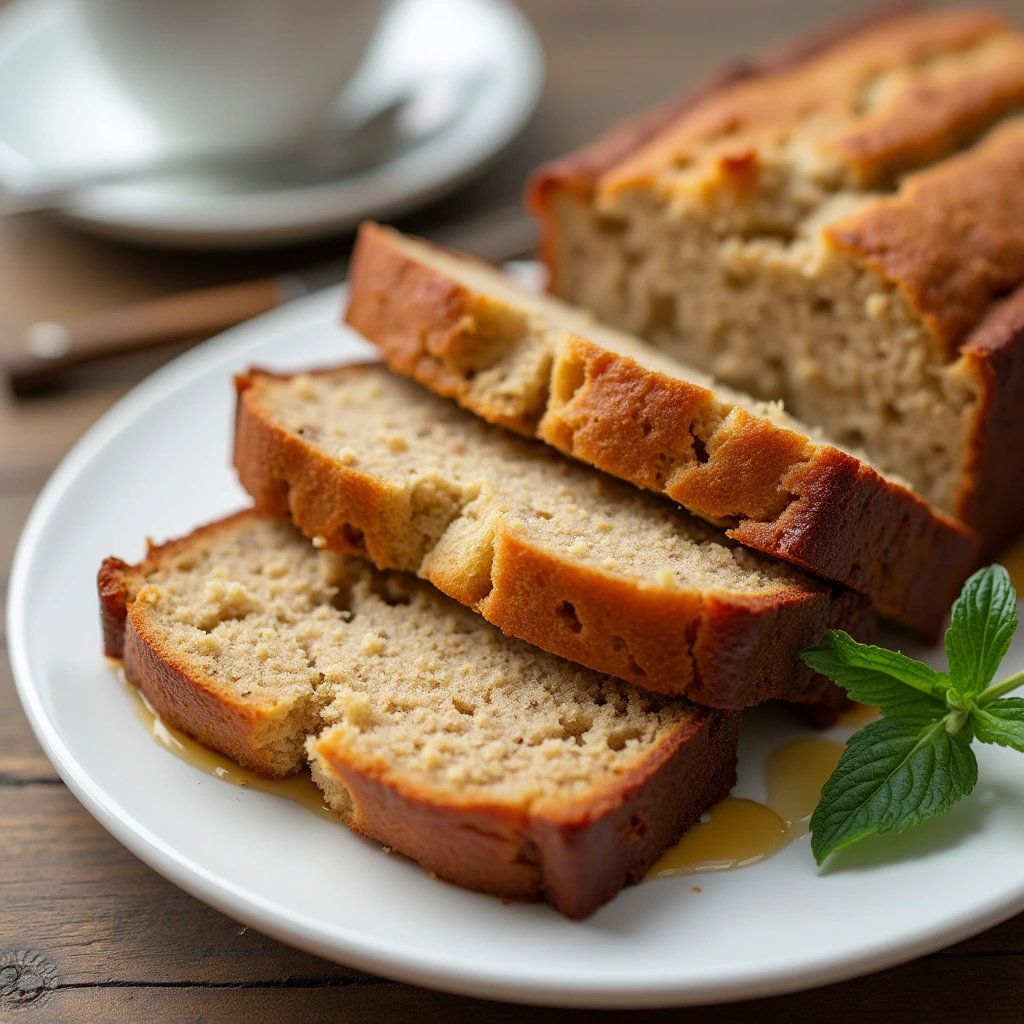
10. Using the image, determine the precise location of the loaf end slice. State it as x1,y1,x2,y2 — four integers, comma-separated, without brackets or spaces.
233,364,874,706
98,512,329,778
99,510,740,919
343,222,976,636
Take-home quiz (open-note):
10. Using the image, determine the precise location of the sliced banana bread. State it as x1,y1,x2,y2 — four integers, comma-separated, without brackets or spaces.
528,6,1024,556
98,511,739,918
344,222,976,636
233,364,873,707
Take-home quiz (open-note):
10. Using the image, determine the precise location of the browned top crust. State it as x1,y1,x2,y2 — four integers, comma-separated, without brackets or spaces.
828,119,1024,356
526,5,1024,556
528,7,1024,361
526,2,924,208
598,7,1018,193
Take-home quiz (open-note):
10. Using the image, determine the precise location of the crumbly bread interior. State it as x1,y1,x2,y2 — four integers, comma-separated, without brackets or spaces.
309,567,691,812
123,514,699,813
121,517,332,775
390,230,880,466
554,188,978,514
260,367,812,597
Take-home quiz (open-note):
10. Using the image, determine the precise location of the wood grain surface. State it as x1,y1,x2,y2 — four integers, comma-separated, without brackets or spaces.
4,1,1024,1020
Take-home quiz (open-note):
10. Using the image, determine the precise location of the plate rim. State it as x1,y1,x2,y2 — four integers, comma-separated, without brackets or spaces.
7,285,1024,1009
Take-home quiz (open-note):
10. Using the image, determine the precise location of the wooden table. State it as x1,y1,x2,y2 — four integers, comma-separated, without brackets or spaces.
3,1,1024,1019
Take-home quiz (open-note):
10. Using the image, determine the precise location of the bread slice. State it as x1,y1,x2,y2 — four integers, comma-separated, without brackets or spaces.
527,6,1024,558
344,222,976,636
233,364,873,707
98,511,740,918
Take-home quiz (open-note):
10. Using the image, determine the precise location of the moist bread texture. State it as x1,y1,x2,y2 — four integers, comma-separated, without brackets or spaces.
233,364,873,707
528,6,1024,555
344,222,976,635
98,511,740,918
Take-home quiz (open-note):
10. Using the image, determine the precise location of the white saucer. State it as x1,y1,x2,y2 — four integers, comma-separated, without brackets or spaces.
8,274,1024,1008
0,0,543,249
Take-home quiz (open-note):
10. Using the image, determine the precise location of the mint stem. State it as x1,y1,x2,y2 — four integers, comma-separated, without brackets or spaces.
977,668,1024,705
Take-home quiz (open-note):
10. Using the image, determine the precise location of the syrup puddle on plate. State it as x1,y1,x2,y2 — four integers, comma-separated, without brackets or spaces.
835,700,880,729
998,535,1024,593
110,660,337,822
647,720,876,879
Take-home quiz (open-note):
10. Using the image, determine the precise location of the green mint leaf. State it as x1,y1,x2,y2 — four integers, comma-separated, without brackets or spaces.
945,565,1017,698
800,630,949,713
971,697,1024,752
810,716,978,865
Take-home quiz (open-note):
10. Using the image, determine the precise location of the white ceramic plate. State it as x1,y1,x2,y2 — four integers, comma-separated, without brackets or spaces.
9,281,1024,1009
0,0,543,248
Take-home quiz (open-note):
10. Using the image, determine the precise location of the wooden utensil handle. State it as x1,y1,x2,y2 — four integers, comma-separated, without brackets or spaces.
5,278,284,395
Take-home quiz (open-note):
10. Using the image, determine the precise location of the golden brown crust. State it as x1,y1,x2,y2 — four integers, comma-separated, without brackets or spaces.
822,118,1024,548
599,8,1013,194
343,225,977,636
98,558,131,658
233,366,874,707
545,335,975,637
97,513,297,779
826,34,1024,185
320,708,739,919
479,525,863,707
828,119,1024,357
528,6,1024,349
523,6,925,200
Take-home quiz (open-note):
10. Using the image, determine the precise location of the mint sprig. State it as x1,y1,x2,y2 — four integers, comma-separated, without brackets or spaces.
801,564,1024,865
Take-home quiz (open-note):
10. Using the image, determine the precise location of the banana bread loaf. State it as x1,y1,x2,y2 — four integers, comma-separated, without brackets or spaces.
98,511,740,918
528,5,1024,556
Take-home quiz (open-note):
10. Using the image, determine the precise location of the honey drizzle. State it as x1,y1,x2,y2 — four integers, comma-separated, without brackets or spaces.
647,798,789,876
997,535,1024,594
110,662,337,822
647,734,849,879
835,701,880,728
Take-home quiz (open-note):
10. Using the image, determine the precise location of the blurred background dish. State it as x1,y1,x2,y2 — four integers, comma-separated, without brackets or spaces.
0,0,543,248
74,0,388,155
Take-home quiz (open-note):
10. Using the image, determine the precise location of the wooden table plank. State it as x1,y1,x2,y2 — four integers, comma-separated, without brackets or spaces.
5,944,1024,1022
0,493,34,574
0,785,362,987
0,387,126,493
0,492,35,633
946,912,1024,954
0,659,58,782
